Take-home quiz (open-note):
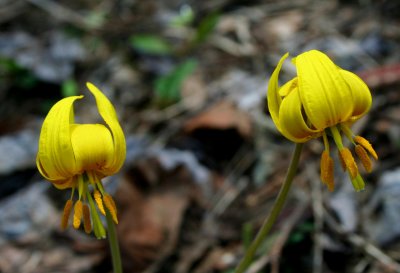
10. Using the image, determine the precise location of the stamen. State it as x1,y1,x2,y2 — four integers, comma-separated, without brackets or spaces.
340,124,356,145
83,203,92,234
103,194,118,224
73,200,83,229
320,150,334,191
337,150,346,171
339,148,358,179
355,145,372,172
94,190,106,215
354,136,378,160
61,199,73,230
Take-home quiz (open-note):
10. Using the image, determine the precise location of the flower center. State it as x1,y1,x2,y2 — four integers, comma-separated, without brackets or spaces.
60,172,118,238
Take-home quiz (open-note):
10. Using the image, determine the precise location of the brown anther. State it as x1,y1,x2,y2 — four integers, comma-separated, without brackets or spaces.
94,190,106,215
73,200,83,229
339,148,358,179
354,136,378,160
82,203,92,234
355,145,372,173
320,150,334,191
61,199,73,230
103,194,118,224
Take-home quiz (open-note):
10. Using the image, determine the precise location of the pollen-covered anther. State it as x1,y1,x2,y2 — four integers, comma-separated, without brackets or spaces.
339,148,358,179
354,136,378,160
82,203,92,234
103,194,118,224
355,145,372,173
337,150,346,171
94,190,106,215
320,150,334,191
73,200,83,229
61,199,73,230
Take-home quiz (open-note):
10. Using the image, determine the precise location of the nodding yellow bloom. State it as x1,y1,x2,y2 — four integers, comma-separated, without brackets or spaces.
267,50,377,192
36,82,126,238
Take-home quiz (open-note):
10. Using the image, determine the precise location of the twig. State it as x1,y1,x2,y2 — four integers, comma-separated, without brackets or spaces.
0,0,27,23
269,195,309,273
244,188,308,273
306,164,324,273
25,0,94,30
324,209,400,273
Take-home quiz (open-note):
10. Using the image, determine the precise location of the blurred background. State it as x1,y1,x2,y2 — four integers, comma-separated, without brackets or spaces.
1,0,400,272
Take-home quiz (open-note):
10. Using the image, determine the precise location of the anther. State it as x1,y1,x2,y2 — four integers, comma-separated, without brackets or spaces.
355,145,372,173
339,148,358,179
73,200,83,229
354,136,378,160
337,151,346,171
94,190,106,215
320,150,334,191
83,203,92,234
103,194,118,224
61,199,73,230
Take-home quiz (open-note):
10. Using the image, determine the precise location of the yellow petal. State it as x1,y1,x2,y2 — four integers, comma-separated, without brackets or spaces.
296,50,353,129
86,83,126,174
51,177,76,190
278,87,319,142
339,70,372,121
70,124,115,172
267,53,289,132
279,78,298,97
36,96,83,180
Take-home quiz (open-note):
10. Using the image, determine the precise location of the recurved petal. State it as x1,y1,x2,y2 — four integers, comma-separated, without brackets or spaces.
340,70,372,121
37,95,83,180
296,50,353,129
267,53,289,132
86,82,126,174
278,86,319,142
52,177,76,189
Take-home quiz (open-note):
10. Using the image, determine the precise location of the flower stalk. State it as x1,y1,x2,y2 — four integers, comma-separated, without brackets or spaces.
106,207,122,273
233,143,303,273
36,82,126,273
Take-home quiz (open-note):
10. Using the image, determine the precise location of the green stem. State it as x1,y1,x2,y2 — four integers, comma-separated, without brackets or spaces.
233,143,304,273
106,208,123,273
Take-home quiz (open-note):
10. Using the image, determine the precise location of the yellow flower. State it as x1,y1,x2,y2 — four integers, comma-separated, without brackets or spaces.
267,50,377,192
36,82,126,238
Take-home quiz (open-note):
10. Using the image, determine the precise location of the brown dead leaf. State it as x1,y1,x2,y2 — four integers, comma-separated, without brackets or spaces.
116,159,200,273
183,100,252,139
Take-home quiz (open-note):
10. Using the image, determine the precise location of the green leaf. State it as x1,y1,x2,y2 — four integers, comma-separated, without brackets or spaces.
242,222,254,250
193,12,220,45
130,35,172,55
62,79,78,97
154,59,198,104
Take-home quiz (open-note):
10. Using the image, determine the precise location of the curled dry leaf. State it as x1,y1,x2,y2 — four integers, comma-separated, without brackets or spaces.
183,100,252,139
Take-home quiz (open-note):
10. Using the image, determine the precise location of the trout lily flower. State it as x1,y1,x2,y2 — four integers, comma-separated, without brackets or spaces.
36,82,126,238
267,50,377,192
